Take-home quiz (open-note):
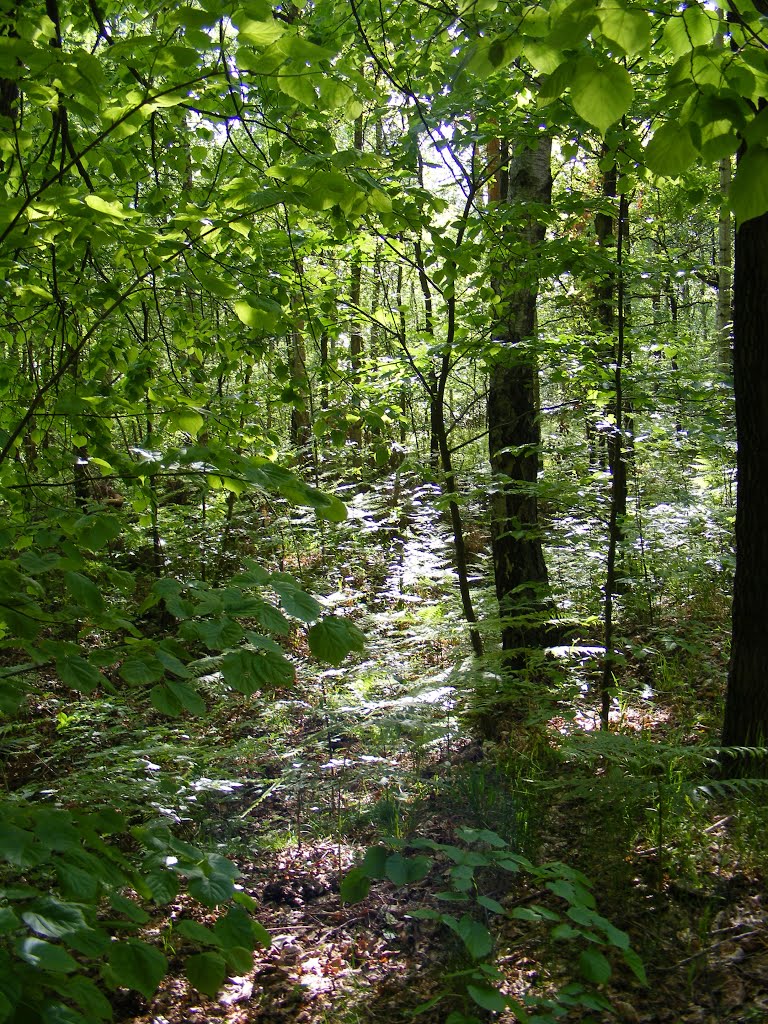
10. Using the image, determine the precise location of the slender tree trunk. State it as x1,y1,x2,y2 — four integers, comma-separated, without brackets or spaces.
721,204,768,749
288,323,312,455
414,237,440,472
412,227,482,656
488,134,552,660
600,192,629,728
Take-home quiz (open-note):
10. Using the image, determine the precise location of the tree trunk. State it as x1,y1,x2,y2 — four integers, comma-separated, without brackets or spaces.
716,156,734,373
488,135,552,659
721,205,768,748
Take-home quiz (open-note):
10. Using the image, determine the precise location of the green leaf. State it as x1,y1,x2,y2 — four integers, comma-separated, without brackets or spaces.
570,57,633,135
455,827,507,848
22,899,88,939
476,895,506,914
467,983,507,1012
458,914,493,959
220,648,294,695
214,906,259,950
154,647,192,678
186,951,226,997
523,38,566,75
58,976,113,1020
66,927,111,958
276,71,317,107
644,121,699,177
75,514,121,551
662,4,719,56
622,946,648,985
120,655,165,685
270,579,322,622
166,680,206,715
0,907,20,935
597,3,651,55
170,408,205,437
308,616,366,666
57,655,102,694
360,845,389,878
109,892,149,923
251,599,290,635
237,16,285,46
174,920,221,947
0,824,38,868
146,870,179,905
84,194,136,221
63,571,105,614
578,947,612,984
186,617,244,650
384,853,431,886
108,939,167,999
16,937,78,973
224,946,253,974
339,867,371,904
731,145,768,225
187,858,237,907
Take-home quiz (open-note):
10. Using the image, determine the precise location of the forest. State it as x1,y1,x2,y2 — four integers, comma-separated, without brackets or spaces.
1,0,767,1021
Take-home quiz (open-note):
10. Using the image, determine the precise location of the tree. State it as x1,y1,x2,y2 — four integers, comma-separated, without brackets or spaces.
487,131,553,666
721,204,768,749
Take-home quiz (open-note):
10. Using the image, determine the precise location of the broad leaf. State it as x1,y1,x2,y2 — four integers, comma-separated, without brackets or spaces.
308,616,365,666
16,938,78,974
108,940,167,999
57,655,102,694
731,145,768,224
467,983,507,1012
186,952,226,997
578,947,612,984
570,57,633,135
644,122,699,177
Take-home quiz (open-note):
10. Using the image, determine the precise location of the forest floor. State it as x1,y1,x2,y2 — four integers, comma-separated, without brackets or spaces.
120,486,767,1024
9,483,768,1024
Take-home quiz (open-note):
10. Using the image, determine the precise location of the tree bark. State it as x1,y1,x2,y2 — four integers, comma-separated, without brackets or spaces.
722,205,768,748
716,156,734,373
488,135,552,659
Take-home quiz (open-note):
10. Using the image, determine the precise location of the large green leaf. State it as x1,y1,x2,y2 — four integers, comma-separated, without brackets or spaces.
56,655,102,694
22,899,88,940
214,905,259,950
384,853,431,886
220,648,294,694
270,578,322,622
731,145,768,224
644,121,699,177
63,572,105,615
187,872,235,907
308,616,365,666
578,947,612,984
597,3,651,55
467,983,507,1012
186,951,226,997
570,57,633,135
16,938,78,974
457,914,493,960
662,4,719,56
339,867,371,904
108,940,167,999
58,976,113,1020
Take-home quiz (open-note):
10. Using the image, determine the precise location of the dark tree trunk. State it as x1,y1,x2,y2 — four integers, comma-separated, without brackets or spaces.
488,135,552,659
722,206,768,748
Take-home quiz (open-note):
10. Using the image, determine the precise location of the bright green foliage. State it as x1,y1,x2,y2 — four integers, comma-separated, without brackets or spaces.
0,0,753,1015
343,828,645,1021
